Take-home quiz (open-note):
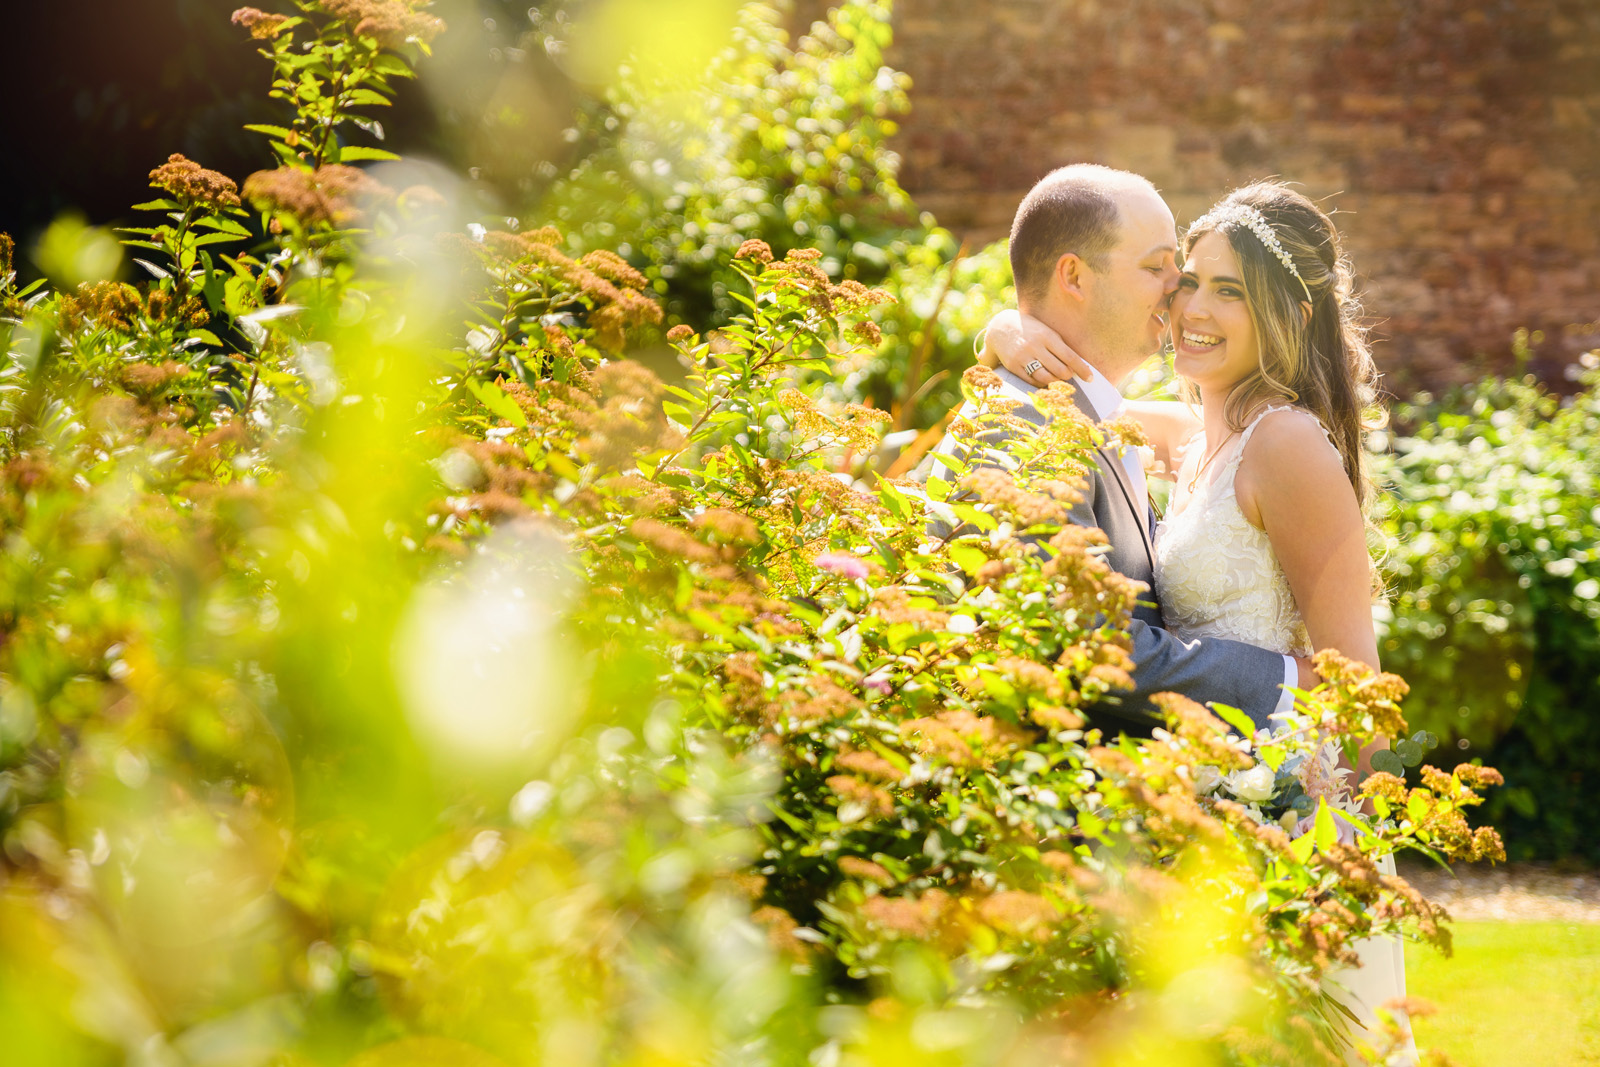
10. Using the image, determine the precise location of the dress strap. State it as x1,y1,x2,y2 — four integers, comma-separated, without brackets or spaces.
1236,404,1337,453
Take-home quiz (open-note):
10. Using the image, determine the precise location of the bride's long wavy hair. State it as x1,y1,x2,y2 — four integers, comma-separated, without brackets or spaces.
1180,182,1384,515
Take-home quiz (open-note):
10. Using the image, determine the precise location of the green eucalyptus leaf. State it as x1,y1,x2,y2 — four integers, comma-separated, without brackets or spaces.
1371,749,1407,777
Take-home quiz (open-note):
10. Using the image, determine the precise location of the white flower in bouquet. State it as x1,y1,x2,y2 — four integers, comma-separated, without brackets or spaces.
1193,765,1222,796
1222,762,1277,803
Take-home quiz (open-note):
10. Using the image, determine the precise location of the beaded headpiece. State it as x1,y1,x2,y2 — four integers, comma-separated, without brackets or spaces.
1190,203,1314,305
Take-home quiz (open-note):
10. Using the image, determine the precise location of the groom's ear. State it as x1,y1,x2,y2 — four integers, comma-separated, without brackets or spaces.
1053,253,1089,302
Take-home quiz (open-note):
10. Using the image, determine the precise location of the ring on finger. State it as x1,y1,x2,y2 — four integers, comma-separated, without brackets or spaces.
1023,359,1043,377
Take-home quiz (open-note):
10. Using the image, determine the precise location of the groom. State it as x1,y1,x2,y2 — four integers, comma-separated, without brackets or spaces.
929,163,1311,733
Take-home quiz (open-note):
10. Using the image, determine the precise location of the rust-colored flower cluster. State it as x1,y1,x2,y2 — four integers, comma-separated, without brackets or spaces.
320,0,446,48
749,905,811,958
900,708,1029,769
959,468,1074,529
735,239,774,265
120,361,189,402
147,289,211,329
837,855,895,887
977,890,1063,941
835,749,901,783
1149,692,1254,772
762,246,893,318
859,889,950,939
58,281,210,338
1363,764,1507,864
231,7,292,39
480,229,664,350
58,282,144,335
242,165,389,228
1092,745,1233,851
826,772,895,818
1308,648,1410,738
149,153,241,209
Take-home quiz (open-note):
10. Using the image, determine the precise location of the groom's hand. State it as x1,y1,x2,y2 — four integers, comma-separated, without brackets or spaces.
1292,655,1319,691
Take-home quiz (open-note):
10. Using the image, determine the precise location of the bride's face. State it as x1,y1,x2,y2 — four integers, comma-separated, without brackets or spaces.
1170,230,1260,394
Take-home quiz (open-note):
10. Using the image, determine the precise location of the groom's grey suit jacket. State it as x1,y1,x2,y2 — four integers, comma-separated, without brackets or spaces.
927,367,1286,733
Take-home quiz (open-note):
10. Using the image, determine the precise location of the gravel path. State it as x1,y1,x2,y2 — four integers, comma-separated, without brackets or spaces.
1398,859,1600,922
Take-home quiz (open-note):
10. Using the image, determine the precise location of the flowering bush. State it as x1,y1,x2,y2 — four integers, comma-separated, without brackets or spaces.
0,4,1503,1067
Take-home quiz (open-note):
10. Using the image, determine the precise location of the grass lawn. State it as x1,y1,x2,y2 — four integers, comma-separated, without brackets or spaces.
1406,922,1600,1064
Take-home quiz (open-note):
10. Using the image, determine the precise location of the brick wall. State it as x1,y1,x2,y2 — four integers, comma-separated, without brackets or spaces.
802,0,1600,388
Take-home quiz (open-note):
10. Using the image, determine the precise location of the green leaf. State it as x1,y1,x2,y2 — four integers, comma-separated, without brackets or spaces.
1075,810,1105,841
243,123,294,140
1208,702,1256,738
1371,749,1406,777
1313,798,1336,853
194,217,253,237
1289,830,1316,864
344,88,393,108
371,54,416,78
1395,739,1424,767
465,379,528,428
1413,730,1439,751
131,199,181,211
192,232,243,248
336,145,402,163
947,544,987,575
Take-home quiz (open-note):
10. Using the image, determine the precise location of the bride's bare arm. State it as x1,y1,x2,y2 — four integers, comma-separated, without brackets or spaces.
981,311,1199,474
980,309,1094,381
1122,400,1201,482
1234,409,1387,776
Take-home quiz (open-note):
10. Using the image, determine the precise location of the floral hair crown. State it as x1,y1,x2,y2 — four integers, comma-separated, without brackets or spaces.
1191,203,1314,305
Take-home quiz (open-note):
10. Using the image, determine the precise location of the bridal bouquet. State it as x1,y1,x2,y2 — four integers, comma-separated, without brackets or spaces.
1199,698,1442,834
1193,652,1495,872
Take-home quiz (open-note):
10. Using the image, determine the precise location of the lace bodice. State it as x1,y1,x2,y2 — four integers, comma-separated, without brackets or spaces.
1154,406,1330,658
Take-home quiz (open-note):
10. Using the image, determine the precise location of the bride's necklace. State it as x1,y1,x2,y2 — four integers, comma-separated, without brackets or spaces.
1186,429,1241,493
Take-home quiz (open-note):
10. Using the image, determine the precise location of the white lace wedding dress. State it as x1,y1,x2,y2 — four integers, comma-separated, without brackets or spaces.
1155,405,1416,1066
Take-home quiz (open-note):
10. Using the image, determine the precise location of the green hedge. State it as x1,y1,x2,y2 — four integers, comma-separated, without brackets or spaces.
1378,343,1600,862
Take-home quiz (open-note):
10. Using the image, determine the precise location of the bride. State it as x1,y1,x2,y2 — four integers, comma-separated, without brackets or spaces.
985,181,1416,1065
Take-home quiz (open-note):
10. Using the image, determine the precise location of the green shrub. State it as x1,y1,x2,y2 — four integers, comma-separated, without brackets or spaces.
535,0,1009,431
1377,342,1600,862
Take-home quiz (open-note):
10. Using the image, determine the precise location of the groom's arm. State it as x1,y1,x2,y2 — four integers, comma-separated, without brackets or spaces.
1060,469,1293,733
1117,621,1292,731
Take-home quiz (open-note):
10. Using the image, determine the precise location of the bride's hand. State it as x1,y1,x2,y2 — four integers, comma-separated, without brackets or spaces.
980,309,1095,385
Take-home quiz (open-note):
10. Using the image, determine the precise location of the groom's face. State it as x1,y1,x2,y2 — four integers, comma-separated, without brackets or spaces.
1081,188,1180,366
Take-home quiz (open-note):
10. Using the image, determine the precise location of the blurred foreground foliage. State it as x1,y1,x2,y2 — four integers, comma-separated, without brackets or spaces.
530,0,1011,440
1377,341,1600,864
0,3,1506,1067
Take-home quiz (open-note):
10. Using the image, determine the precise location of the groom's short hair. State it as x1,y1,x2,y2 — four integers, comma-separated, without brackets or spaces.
1009,164,1158,306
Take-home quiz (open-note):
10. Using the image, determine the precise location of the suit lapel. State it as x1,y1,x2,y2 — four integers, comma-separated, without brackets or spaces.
1067,383,1157,572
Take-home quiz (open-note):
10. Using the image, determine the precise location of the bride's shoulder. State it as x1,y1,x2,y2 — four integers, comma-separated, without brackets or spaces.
1237,406,1342,479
